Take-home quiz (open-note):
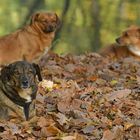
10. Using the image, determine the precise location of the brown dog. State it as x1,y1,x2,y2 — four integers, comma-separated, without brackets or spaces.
0,12,60,65
0,61,42,121
100,25,140,59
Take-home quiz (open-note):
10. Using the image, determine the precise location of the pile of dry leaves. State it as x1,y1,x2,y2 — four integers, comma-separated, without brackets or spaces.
0,52,140,140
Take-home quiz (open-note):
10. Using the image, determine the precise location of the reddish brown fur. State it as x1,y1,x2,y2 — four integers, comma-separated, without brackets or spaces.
99,25,140,59
0,12,60,65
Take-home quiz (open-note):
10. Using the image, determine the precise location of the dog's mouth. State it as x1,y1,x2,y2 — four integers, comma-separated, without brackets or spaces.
43,25,56,33
20,80,30,89
115,38,126,46
21,85,30,89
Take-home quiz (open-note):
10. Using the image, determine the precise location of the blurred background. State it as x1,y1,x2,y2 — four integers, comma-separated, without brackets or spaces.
0,0,140,54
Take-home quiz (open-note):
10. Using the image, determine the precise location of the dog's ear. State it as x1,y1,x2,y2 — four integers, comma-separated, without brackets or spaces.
32,63,42,81
30,13,40,24
55,13,61,27
1,65,11,82
137,28,140,34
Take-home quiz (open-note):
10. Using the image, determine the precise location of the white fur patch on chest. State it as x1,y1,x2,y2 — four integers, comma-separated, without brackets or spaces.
44,46,50,54
18,88,32,103
128,46,140,56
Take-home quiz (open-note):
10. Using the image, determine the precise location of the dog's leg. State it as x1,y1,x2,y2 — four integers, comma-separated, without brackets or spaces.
24,103,31,120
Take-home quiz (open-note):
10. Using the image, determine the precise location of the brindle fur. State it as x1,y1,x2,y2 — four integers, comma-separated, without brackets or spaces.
0,61,42,120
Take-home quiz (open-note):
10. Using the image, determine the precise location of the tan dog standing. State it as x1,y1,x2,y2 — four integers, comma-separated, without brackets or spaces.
100,25,140,59
0,12,60,65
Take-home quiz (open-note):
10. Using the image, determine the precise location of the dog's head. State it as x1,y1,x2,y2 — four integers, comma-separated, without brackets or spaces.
30,12,60,33
116,25,140,47
1,61,42,89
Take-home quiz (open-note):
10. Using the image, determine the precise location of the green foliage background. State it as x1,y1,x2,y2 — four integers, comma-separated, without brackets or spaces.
0,0,140,54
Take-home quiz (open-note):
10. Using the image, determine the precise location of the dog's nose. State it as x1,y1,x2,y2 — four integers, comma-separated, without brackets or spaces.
47,25,55,32
22,80,28,85
115,38,120,44
21,80,29,88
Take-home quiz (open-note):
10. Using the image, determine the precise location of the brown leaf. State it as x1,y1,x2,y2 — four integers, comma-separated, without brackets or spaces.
74,132,86,140
101,129,115,140
6,122,21,135
57,97,72,113
82,125,95,134
40,125,61,137
55,113,69,126
61,136,76,140
106,89,131,101
87,75,98,81
37,117,48,127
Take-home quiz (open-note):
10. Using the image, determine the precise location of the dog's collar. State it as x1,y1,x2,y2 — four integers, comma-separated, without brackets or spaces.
128,45,140,56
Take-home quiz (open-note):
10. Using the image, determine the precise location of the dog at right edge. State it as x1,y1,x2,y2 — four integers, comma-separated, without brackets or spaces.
100,25,140,59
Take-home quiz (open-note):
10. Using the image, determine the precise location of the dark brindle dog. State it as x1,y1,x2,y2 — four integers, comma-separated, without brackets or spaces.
0,61,42,121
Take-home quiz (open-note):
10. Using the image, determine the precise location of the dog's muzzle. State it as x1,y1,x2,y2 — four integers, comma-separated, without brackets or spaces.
20,77,30,89
44,25,56,33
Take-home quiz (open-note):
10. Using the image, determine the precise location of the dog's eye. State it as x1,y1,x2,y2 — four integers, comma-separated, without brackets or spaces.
28,70,33,74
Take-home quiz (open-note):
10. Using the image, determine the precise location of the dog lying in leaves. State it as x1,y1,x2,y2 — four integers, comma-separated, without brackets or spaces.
0,12,60,65
0,61,42,121
100,25,140,59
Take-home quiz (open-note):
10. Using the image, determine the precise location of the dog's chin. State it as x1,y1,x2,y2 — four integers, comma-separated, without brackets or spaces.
21,85,30,89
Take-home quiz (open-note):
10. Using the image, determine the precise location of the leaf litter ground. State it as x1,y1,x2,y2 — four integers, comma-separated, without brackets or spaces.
0,52,140,140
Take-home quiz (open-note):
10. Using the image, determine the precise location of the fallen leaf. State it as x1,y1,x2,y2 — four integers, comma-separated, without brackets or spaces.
101,129,114,140
124,122,134,130
61,136,76,140
106,89,131,101
82,125,95,134
56,112,69,126
40,125,62,137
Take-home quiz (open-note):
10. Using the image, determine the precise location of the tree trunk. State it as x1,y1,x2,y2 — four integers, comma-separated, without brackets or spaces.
20,0,45,27
90,0,101,52
52,0,70,50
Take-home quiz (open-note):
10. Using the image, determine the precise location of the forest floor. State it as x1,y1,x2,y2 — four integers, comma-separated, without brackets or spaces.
0,52,140,140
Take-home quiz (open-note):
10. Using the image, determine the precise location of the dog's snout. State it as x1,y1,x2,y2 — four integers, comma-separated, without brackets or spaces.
22,80,28,85
21,77,29,89
48,25,55,32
